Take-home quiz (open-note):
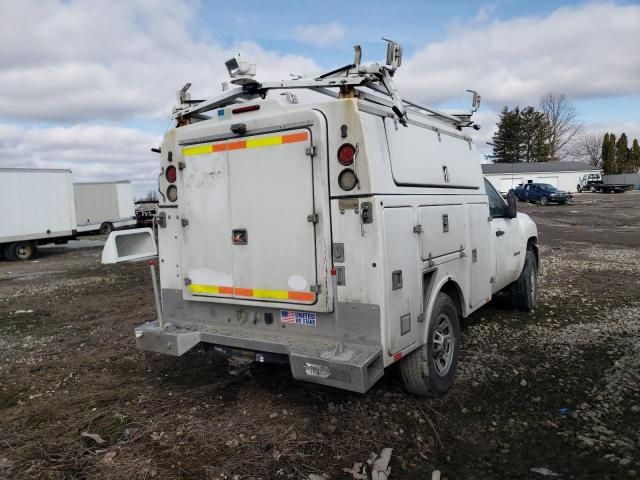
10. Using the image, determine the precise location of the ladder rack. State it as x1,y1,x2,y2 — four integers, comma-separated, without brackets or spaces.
171,41,479,130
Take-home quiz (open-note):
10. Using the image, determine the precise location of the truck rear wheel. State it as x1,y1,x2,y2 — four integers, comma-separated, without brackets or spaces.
399,292,460,397
540,196,549,206
13,241,36,261
3,243,17,261
509,249,537,311
100,222,114,235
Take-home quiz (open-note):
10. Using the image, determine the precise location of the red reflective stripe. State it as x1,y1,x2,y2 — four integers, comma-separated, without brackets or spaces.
234,287,253,297
288,291,315,302
282,132,308,144
226,140,246,150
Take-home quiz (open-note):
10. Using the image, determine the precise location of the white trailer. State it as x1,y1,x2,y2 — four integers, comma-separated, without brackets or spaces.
104,42,539,396
74,181,136,234
0,168,77,261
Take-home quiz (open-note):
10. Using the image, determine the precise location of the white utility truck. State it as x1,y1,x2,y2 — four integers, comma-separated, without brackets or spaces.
1,168,77,261
74,181,137,235
105,41,539,396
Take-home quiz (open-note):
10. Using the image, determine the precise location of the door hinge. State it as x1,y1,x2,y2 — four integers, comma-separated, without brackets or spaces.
184,277,192,286
417,313,425,323
178,161,186,170
307,213,319,223
413,224,422,234
310,284,321,293
181,218,189,227
305,146,317,157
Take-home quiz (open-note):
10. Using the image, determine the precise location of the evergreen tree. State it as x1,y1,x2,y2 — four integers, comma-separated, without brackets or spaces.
487,107,522,163
488,106,550,163
631,138,640,172
616,133,629,173
602,133,617,174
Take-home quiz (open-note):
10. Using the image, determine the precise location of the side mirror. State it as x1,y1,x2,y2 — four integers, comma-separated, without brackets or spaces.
506,192,518,219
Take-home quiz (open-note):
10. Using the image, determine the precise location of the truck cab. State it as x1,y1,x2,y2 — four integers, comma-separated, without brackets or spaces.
105,42,539,396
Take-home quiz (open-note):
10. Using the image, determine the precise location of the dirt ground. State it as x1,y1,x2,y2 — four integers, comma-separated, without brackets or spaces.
1,193,639,480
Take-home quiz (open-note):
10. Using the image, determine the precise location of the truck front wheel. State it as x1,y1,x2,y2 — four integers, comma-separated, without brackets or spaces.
577,185,582,193
540,196,549,206
399,292,461,397
509,249,538,311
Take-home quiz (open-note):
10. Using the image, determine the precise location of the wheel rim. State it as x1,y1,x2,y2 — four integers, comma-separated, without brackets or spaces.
432,314,454,376
16,244,32,260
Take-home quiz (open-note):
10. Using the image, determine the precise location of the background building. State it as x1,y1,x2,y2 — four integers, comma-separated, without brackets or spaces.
482,162,601,193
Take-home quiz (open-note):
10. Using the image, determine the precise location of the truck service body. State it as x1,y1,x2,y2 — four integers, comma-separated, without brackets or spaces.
109,43,539,395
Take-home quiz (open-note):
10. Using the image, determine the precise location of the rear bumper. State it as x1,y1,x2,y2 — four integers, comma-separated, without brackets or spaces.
134,320,384,394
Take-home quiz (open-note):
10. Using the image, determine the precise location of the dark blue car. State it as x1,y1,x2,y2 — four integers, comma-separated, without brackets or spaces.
510,183,571,206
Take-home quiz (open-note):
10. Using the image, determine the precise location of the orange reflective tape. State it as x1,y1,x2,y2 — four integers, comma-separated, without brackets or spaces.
288,291,315,302
282,132,308,144
212,144,227,152
226,140,246,150
234,287,253,297
218,286,234,295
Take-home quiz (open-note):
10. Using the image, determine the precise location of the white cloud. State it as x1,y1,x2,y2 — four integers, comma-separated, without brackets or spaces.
0,123,161,197
398,3,640,108
472,3,497,24
294,22,346,46
0,0,320,122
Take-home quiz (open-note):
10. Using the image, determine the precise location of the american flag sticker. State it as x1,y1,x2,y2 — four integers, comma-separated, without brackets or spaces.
280,310,316,326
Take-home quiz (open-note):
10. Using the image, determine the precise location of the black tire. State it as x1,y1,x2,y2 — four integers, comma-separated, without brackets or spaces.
13,241,36,261
540,196,549,206
100,222,114,235
399,292,461,397
3,243,17,261
509,249,538,311
577,185,582,193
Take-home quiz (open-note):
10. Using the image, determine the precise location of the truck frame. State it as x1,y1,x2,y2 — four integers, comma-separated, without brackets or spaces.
106,41,539,396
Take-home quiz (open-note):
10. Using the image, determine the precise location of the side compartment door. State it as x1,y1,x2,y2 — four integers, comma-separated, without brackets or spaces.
384,207,420,355
467,203,492,309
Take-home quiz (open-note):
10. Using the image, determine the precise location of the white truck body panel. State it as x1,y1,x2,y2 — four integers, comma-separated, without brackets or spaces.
74,181,136,233
126,79,538,394
0,168,76,244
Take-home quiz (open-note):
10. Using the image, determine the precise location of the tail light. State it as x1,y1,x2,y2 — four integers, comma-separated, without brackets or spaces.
337,143,356,166
167,185,178,202
165,165,177,183
338,169,358,191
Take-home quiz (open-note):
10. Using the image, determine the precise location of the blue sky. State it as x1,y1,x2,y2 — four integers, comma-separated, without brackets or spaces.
1,0,639,196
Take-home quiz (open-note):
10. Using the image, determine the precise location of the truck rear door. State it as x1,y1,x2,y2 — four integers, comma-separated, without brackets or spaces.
180,124,328,312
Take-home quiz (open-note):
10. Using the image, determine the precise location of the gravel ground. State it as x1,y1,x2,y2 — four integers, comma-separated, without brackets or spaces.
0,192,639,479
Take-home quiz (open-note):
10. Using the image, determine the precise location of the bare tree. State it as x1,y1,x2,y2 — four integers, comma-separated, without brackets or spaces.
539,93,583,161
568,133,603,167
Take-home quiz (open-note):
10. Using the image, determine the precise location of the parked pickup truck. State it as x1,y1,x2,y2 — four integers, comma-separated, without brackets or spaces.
511,183,571,205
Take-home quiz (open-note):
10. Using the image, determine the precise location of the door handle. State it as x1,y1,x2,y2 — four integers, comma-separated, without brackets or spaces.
496,230,505,237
